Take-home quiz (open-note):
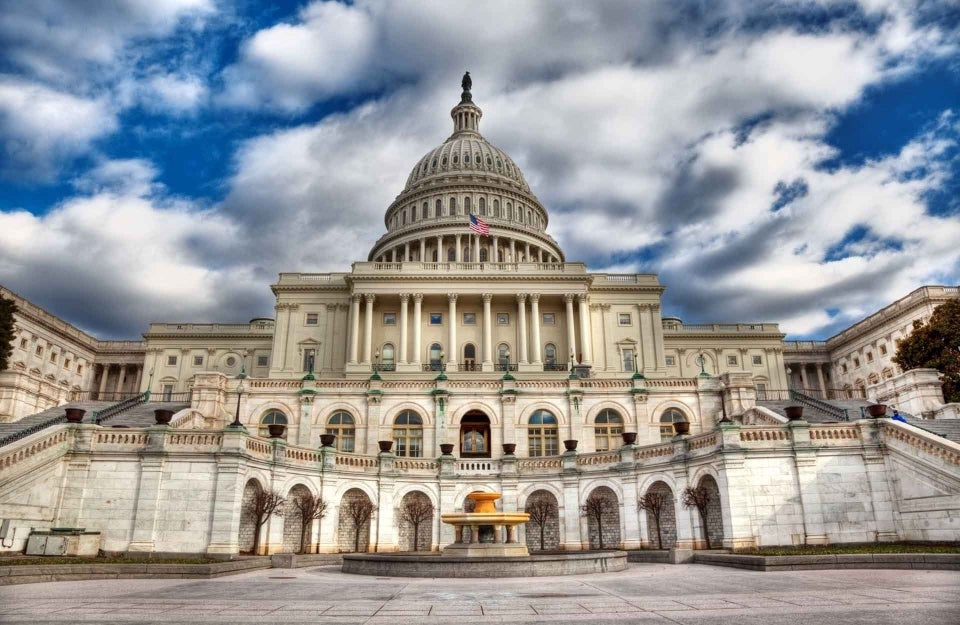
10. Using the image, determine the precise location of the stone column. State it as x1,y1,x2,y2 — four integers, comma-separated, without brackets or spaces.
133,366,143,394
578,294,593,365
816,364,827,396
348,294,361,364
98,364,109,399
390,248,396,262
363,294,375,365
799,365,809,391
404,242,410,262
517,294,528,364
436,235,443,261
115,364,127,396
482,293,493,369
455,234,462,262
413,294,423,366
447,293,458,367
509,239,516,262
524,242,531,261
420,238,426,262
530,294,542,365
492,235,499,262
474,234,481,263
399,294,409,364
564,294,576,364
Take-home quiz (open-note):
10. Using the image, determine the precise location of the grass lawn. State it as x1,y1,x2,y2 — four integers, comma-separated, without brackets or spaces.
735,543,960,556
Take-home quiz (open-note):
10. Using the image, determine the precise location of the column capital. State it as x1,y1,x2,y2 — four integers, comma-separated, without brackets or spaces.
413,293,424,303
516,293,527,304
563,293,576,303
529,293,540,303
364,293,376,304
326,303,338,311
481,293,493,303
447,293,458,302
399,293,410,303
351,293,362,303
576,293,589,304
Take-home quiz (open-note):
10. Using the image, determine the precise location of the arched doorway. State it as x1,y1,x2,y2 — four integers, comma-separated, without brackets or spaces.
338,488,374,553
238,479,262,554
397,491,434,551
584,485,620,549
282,484,311,553
641,481,677,549
699,475,724,548
460,411,490,458
524,490,560,551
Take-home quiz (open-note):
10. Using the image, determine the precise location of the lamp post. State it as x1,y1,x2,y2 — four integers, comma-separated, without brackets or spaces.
436,350,447,381
631,353,644,380
230,366,247,428
501,348,515,381
371,348,382,380
568,347,578,379
718,381,731,423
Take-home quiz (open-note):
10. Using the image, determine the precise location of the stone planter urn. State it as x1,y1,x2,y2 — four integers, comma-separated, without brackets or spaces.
378,440,394,453
563,439,578,452
673,421,690,436
268,423,286,438
319,433,336,447
502,443,517,455
621,432,638,445
784,406,804,421
867,404,888,418
440,443,455,455
153,409,174,425
64,408,86,423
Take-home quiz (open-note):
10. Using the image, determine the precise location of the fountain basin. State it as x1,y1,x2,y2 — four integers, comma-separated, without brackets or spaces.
341,550,627,578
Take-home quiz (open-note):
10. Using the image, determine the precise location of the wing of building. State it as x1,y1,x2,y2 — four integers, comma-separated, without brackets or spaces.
1,77,958,557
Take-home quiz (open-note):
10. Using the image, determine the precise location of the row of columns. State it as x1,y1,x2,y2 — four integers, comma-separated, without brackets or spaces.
347,293,594,368
375,233,559,265
786,362,830,393
94,363,143,399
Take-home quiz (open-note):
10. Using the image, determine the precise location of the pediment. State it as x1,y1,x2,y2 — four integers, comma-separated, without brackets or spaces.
298,338,322,346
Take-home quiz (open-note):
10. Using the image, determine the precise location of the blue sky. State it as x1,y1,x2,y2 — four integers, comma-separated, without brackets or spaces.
0,0,958,339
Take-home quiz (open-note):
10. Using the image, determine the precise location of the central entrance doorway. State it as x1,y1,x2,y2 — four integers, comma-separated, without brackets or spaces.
460,411,491,458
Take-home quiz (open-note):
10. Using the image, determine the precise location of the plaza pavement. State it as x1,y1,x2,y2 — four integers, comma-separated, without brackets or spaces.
0,562,957,625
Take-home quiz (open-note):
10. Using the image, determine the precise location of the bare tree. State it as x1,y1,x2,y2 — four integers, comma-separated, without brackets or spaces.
344,497,376,553
292,492,328,554
525,496,558,551
581,491,616,550
637,491,669,550
681,485,713,548
398,497,435,551
246,489,286,555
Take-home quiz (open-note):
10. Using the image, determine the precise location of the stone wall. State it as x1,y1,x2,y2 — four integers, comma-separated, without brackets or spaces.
337,489,373,553
585,486,621,549
523,489,561,551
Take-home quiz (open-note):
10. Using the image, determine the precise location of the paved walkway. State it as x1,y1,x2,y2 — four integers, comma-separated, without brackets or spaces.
1,563,958,624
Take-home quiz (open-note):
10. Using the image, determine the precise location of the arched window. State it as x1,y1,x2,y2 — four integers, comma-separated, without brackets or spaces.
527,210,532,224
478,197,486,215
868,372,879,385
393,410,423,457
401,210,406,225
594,409,624,451
429,343,443,371
411,204,417,221
528,410,559,457
479,248,488,262
544,343,557,365
326,411,355,452
506,202,512,220
475,153,481,165
659,408,687,442
422,201,428,219
882,367,893,379
435,199,442,217
493,199,500,217
449,197,457,215
447,246,455,261
497,343,511,372
259,410,288,439
463,343,476,371
464,197,471,213
380,343,395,371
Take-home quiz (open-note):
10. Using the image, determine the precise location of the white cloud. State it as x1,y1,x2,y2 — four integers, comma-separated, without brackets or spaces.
0,78,117,180
141,73,208,114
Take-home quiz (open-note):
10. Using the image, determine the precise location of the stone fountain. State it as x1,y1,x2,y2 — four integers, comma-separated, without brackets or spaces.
440,492,530,557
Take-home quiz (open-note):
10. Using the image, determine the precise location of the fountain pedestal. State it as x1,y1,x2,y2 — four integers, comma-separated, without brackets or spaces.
441,492,530,557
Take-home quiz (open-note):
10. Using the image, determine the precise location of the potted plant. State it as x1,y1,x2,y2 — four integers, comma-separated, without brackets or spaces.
621,432,637,445
502,443,517,455
673,421,690,436
153,409,174,425
563,439,578,452
268,423,286,438
440,443,455,455
319,433,336,447
64,408,86,423
784,406,804,421
867,404,888,418
378,440,394,453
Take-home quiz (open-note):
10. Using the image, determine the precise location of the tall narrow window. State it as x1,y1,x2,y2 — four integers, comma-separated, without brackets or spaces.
528,410,559,457
436,199,442,217
429,343,443,371
326,411,355,452
463,344,476,371
622,348,635,372
594,409,624,451
449,197,457,215
393,410,423,457
478,197,486,215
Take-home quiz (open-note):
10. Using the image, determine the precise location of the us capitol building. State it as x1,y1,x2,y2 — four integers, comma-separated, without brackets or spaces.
0,77,958,557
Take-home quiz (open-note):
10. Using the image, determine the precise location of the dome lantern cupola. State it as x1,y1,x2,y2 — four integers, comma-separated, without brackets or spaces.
451,71,482,135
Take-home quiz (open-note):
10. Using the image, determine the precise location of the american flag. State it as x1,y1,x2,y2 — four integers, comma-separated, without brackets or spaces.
469,214,489,236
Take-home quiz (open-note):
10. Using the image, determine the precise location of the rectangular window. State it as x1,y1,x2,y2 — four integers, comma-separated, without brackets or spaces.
542,312,555,325
429,313,443,325
462,312,476,325
35,345,43,356
303,348,315,372
305,313,319,325
383,312,397,325
727,355,738,366
623,348,635,372
866,352,874,362
162,384,174,401
842,364,848,373
167,355,178,366
879,345,887,355
193,355,203,366
752,355,762,365
618,313,632,326
665,355,676,366
50,352,57,363
257,355,269,367
77,364,83,374
853,358,860,368
64,359,71,369
19,338,27,348
497,313,509,325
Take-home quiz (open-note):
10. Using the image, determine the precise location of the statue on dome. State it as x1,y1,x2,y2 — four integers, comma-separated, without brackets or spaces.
461,71,472,102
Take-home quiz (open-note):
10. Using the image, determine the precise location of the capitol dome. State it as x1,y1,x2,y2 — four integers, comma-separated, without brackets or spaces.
368,74,564,264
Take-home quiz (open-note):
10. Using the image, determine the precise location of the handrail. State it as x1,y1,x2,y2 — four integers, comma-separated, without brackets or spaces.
90,392,149,425
789,389,848,421
0,414,67,447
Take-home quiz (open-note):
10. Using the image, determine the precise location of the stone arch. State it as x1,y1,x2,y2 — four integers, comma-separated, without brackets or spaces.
641,480,677,549
693,474,724,548
585,402,633,427
337,488,375,553
382,403,432,427
583,484,620,550
282,484,312,554
518,401,568,426
238,478,263,554
685,351,716,375
523,489,560,551
397,490,435,551
451,400,501,426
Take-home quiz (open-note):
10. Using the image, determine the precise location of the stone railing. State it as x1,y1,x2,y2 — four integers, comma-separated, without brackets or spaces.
244,438,272,459
880,420,960,467
92,431,149,448
738,426,791,445
808,425,860,445
687,431,721,455
335,454,378,469
576,451,621,466
456,459,500,474
635,442,675,463
285,448,321,465
0,427,72,473
516,457,562,472
350,261,589,276
395,458,440,473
